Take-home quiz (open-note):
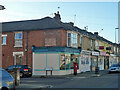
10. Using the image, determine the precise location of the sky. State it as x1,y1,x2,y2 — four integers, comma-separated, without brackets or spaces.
0,0,119,44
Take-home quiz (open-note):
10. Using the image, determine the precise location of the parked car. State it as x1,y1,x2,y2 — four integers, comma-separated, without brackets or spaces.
6,65,32,78
109,63,120,73
0,68,15,90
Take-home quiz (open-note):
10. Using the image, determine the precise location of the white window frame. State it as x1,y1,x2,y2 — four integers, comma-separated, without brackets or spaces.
1,34,7,45
95,40,99,50
114,47,116,53
67,32,78,48
14,32,23,47
80,36,82,46
117,48,119,54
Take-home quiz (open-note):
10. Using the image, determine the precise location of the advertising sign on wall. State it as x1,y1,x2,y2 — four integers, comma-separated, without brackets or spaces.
92,51,99,56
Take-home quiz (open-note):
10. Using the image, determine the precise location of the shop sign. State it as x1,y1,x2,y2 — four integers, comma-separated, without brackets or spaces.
92,51,99,56
100,51,106,56
99,46,104,50
110,54,116,57
82,50,91,55
106,53,110,56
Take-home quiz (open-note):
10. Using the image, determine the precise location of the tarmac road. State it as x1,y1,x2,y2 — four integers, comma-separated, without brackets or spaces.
16,72,120,89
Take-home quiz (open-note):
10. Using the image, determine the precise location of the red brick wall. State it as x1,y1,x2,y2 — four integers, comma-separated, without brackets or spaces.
1,29,67,69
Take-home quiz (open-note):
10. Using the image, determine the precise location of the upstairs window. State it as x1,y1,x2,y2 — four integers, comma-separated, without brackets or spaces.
117,48,119,54
1,34,7,45
80,36,82,46
14,32,22,47
95,40,99,50
91,39,93,49
67,32,77,48
114,47,116,53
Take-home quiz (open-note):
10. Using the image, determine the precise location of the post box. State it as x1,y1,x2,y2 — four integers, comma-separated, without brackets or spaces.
74,62,79,75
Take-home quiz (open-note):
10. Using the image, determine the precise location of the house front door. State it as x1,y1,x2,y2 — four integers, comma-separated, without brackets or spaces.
15,54,22,65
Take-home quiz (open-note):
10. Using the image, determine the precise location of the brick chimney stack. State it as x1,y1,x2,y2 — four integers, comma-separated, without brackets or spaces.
54,11,61,22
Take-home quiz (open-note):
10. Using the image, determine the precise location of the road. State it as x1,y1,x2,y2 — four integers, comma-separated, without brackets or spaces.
18,73,120,89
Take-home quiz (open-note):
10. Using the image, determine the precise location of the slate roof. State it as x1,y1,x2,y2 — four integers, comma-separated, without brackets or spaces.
2,17,64,32
1,16,120,47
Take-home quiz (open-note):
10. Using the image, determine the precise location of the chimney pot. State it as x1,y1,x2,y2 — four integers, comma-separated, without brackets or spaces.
94,32,98,35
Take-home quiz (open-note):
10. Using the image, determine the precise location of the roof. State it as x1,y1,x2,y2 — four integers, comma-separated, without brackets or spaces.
1,16,119,47
2,17,64,32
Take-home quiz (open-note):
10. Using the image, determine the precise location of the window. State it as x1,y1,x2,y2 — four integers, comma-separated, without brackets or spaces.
80,36,82,46
117,48,119,54
60,54,78,70
114,47,116,53
14,32,22,47
67,32,77,48
95,40,99,50
91,40,93,49
1,34,7,45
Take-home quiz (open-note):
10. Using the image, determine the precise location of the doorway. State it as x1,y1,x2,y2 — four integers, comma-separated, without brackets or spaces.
15,54,22,65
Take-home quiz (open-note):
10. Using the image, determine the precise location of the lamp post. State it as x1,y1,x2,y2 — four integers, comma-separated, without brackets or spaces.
115,28,119,43
0,5,5,10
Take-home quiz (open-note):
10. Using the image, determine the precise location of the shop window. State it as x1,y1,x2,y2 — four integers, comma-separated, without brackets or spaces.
98,58,102,65
60,54,65,70
81,55,89,65
71,54,78,69
14,32,22,47
67,32,77,48
60,54,78,70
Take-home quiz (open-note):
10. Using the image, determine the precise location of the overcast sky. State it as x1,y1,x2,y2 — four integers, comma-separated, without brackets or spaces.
0,0,119,43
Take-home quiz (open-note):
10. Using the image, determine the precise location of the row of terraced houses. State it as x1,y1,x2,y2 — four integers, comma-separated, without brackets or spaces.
1,12,120,75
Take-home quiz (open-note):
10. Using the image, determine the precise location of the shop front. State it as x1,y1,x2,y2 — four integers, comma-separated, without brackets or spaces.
91,51,99,71
104,53,110,70
109,54,118,67
98,51,106,70
32,47,81,76
80,50,91,72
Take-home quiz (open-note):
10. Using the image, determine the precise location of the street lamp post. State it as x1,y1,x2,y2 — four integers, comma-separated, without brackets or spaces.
0,5,5,10
115,28,119,43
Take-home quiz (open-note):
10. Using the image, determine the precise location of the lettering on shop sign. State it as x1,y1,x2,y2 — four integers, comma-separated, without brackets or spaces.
82,50,91,55
92,51,99,56
100,51,106,56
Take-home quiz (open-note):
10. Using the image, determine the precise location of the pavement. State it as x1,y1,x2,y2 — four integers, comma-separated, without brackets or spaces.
15,70,109,89
32,70,109,78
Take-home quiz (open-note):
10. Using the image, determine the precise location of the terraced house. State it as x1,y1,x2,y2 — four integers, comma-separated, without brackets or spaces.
1,12,120,75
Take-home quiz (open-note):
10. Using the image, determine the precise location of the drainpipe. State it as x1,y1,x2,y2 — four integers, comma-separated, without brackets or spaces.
26,31,29,65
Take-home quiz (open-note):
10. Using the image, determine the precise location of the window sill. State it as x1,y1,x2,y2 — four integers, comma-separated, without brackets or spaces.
14,46,23,48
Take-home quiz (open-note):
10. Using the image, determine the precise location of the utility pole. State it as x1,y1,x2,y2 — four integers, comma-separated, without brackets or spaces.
74,14,76,24
115,28,119,43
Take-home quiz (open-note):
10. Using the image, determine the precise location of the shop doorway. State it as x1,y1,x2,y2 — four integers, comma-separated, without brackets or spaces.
104,56,109,69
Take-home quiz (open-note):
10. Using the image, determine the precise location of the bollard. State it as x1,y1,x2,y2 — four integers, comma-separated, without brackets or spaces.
13,68,20,86
95,67,99,74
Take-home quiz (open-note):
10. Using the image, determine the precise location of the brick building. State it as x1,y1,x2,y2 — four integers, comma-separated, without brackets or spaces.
1,12,120,75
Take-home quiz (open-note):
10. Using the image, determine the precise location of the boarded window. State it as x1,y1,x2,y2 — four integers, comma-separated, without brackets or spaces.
45,38,56,46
